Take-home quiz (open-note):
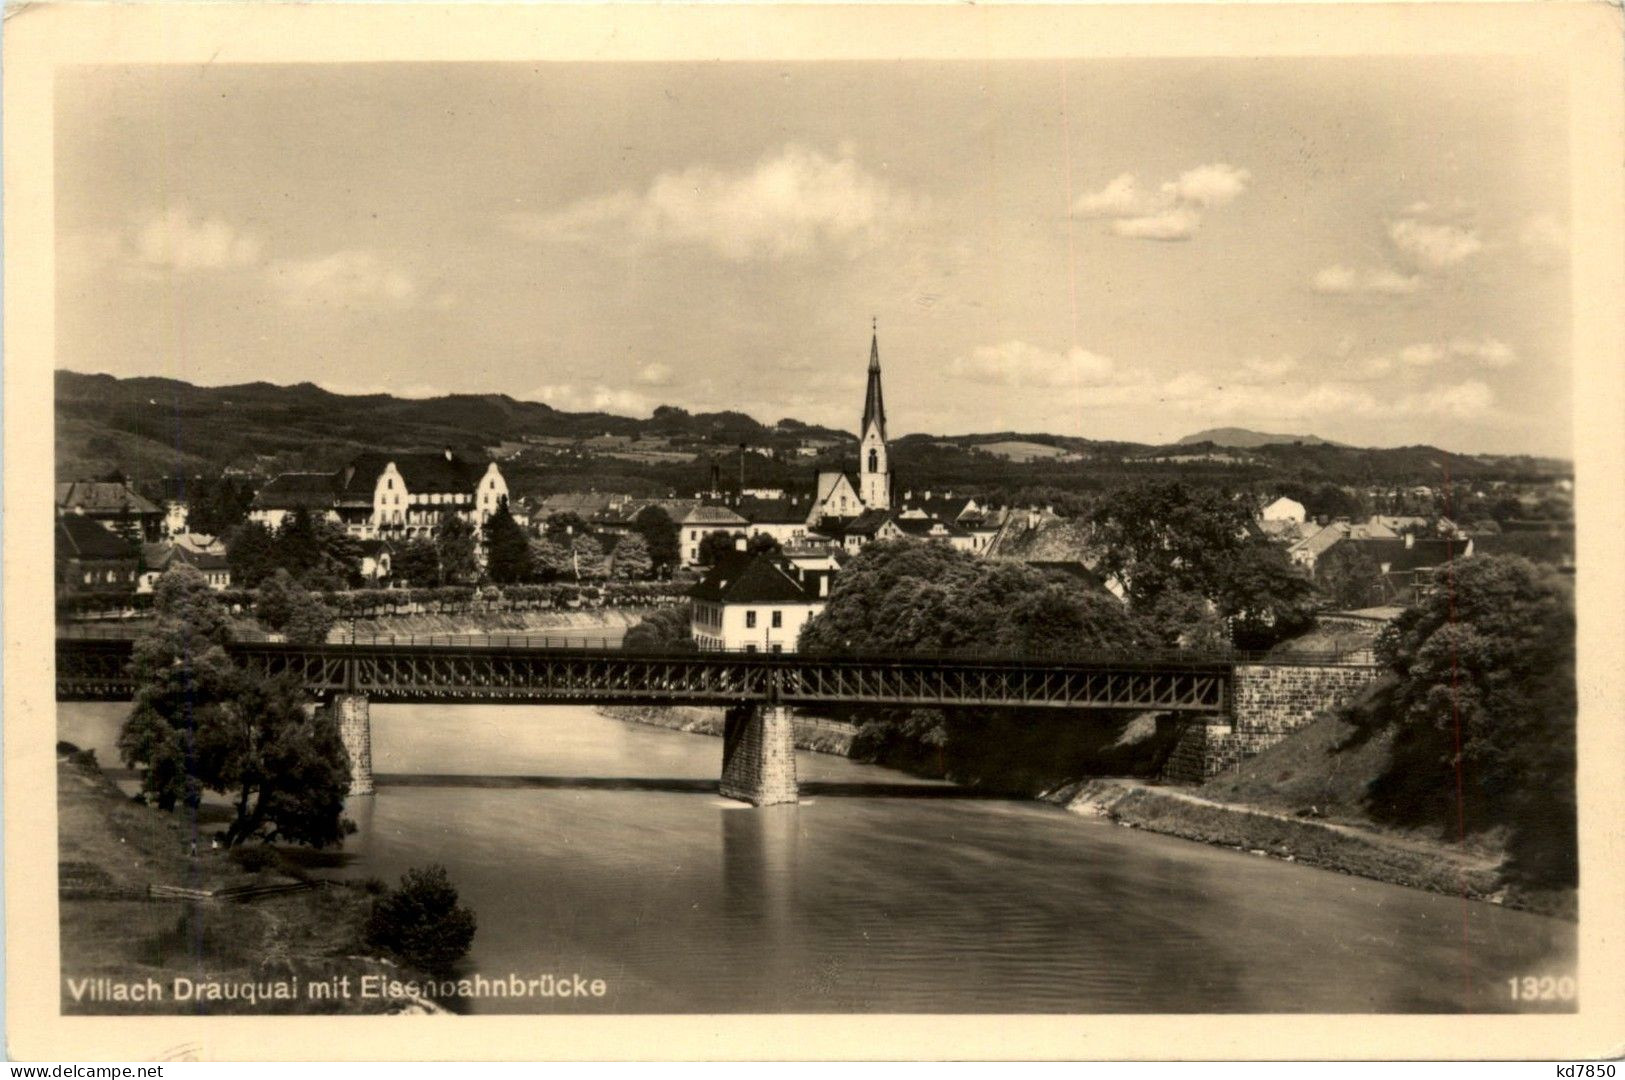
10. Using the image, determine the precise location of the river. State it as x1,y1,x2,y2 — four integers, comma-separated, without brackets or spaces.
59,702,1577,1014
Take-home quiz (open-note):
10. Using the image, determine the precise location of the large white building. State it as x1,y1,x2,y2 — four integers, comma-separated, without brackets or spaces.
689,548,830,653
250,450,508,542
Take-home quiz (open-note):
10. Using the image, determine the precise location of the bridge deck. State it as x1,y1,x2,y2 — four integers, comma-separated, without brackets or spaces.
56,638,1251,711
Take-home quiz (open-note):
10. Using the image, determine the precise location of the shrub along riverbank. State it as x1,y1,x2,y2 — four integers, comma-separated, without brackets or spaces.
56,746,443,1015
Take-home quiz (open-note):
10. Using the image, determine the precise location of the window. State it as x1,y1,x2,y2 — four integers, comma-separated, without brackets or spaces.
387,478,393,490
771,611,782,628
770,644,783,654
745,611,757,629
745,645,758,654
868,448,878,473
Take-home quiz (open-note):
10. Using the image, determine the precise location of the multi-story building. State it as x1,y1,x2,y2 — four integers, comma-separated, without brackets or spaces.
56,517,140,598
689,549,828,653
678,504,750,567
249,450,507,542
55,480,165,542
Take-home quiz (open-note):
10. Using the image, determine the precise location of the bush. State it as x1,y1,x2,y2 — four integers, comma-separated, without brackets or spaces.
364,864,477,972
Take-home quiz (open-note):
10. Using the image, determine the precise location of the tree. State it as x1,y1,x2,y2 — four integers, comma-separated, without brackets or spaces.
254,568,335,643
1089,482,1253,610
393,537,440,587
283,591,336,645
632,506,680,576
697,530,745,567
1316,542,1384,610
483,501,532,584
568,533,608,580
364,865,477,973
118,564,354,847
746,532,782,556
1372,556,1576,887
609,531,653,580
119,565,236,810
434,512,479,585
622,603,695,651
197,670,353,848
542,511,592,538
1216,542,1319,650
254,568,301,631
528,536,574,582
800,540,1149,656
226,521,279,589
274,506,325,577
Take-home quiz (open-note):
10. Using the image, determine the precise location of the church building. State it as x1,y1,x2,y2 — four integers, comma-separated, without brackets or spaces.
808,327,892,527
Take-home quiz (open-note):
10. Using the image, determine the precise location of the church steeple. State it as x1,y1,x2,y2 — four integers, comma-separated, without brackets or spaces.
862,320,887,442
858,320,891,510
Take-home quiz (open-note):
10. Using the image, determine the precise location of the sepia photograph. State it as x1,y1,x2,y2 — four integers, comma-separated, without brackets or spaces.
7,1,1624,1062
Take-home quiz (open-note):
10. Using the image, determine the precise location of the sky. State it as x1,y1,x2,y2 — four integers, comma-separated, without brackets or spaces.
55,59,1572,455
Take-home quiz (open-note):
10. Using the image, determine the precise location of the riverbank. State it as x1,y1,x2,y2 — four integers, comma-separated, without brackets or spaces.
56,746,442,1015
599,704,857,755
1046,765,1574,920
599,704,1574,921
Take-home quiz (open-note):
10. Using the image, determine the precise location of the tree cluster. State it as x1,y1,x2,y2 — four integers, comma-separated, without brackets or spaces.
1368,555,1576,889
226,508,364,591
800,540,1150,656
117,565,354,848
1089,481,1318,649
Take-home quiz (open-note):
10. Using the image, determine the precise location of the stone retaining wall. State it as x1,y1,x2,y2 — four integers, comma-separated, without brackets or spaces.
1161,663,1380,783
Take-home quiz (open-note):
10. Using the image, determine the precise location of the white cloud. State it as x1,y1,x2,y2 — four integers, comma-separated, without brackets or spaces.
1359,337,1517,379
1073,163,1250,241
635,362,675,386
531,384,655,416
509,144,914,261
950,340,1119,388
1520,212,1568,266
1164,163,1251,209
1152,374,1497,424
266,250,416,307
1447,337,1517,368
1112,207,1203,241
131,205,264,271
1242,355,1299,380
1310,264,1423,296
1073,173,1146,217
1387,217,1483,270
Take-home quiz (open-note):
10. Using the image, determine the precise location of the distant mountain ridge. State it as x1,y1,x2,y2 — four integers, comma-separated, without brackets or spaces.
54,370,1568,490
1177,427,1347,449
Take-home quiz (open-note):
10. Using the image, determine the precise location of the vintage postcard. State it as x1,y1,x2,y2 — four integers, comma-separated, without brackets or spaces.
5,1,1623,1062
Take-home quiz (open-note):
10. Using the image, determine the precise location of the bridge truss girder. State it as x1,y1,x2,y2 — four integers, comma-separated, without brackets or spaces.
55,640,1230,713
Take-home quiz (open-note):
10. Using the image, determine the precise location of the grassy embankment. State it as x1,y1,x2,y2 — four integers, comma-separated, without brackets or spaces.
1049,691,1576,920
57,746,439,1015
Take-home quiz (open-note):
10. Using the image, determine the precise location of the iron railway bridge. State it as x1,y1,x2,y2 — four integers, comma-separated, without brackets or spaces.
56,637,1234,712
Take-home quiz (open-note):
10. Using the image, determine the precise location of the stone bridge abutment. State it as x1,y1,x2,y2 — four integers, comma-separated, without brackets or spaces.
1160,662,1382,784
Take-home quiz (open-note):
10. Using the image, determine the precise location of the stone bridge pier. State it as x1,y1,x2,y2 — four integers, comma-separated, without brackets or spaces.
326,691,374,797
719,702,798,806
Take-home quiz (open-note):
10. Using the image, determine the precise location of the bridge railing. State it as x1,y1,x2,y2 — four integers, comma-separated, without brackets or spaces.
57,623,1376,667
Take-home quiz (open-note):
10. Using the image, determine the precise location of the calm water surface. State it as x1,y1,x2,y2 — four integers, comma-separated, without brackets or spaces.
61,703,1576,1013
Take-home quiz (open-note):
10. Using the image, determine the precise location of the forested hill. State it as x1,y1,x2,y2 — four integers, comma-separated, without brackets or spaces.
56,369,1570,493
55,370,852,480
